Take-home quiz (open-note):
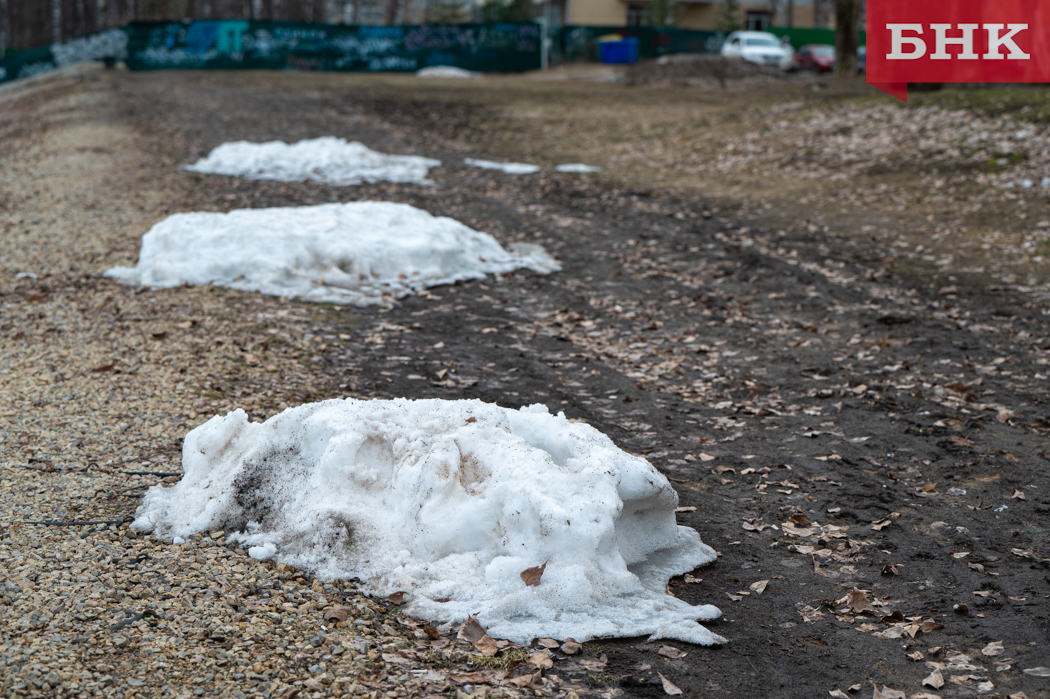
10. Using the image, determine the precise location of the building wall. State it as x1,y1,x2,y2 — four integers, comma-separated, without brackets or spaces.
567,0,625,26
565,0,840,30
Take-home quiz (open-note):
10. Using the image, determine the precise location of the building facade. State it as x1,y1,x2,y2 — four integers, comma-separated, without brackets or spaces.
548,0,845,31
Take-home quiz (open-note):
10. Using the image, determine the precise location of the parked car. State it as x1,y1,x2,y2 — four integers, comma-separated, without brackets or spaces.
720,31,793,69
795,44,835,73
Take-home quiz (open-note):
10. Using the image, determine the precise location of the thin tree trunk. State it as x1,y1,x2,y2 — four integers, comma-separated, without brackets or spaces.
833,0,857,76
785,0,793,27
383,0,399,25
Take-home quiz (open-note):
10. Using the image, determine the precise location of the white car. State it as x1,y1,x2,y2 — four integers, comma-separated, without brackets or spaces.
720,31,793,69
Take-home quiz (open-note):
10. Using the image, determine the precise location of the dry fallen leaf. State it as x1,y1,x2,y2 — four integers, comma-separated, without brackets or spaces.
828,691,849,699
465,417,477,424
750,580,769,595
658,645,687,659
1023,667,1050,678
675,506,697,513
536,638,560,649
911,694,942,699
387,591,406,604
923,669,945,689
954,603,970,613
847,588,875,614
1009,693,1031,699
474,634,500,657
950,551,970,559
322,605,350,624
520,561,547,587
91,360,117,372
244,354,261,365
907,651,925,661
1011,490,1026,500
881,564,899,576
422,625,441,640
528,652,554,670
871,519,892,531
560,639,582,655
698,453,715,461
457,615,487,643
981,641,1004,657
659,673,683,696
177,320,196,329
871,685,905,699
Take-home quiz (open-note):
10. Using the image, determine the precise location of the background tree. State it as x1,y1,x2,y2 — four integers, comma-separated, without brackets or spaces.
479,0,534,23
834,0,858,75
425,0,467,22
646,0,678,28
715,0,740,33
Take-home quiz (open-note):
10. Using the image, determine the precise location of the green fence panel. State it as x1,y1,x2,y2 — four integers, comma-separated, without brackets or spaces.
0,28,130,85
551,26,725,62
123,21,541,73
768,26,866,48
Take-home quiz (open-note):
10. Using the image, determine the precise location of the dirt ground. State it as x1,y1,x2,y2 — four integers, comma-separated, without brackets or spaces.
2,63,1049,699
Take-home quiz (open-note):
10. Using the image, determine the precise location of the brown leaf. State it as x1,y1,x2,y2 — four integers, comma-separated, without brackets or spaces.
907,651,924,661
465,417,477,424
880,610,905,623
322,605,350,624
474,634,500,657
457,615,486,643
981,641,1004,657
434,597,452,603
828,691,849,699
847,588,874,614
1009,693,1031,699
871,685,906,699
918,620,943,634
537,638,560,649
528,652,553,670
520,561,547,587
448,672,488,683
658,645,687,659
871,519,892,531
280,690,302,699
750,580,769,595
923,669,945,689
422,625,441,640
1011,490,1026,500
151,331,168,339
1023,667,1050,678
953,603,969,613
658,673,683,696
560,639,581,655
387,591,406,604
922,482,937,493
881,564,899,576
91,361,117,373
675,506,697,513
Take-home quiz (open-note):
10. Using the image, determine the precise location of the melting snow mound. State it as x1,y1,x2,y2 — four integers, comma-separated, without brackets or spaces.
104,201,559,305
464,158,541,175
417,65,479,78
132,399,724,645
183,137,441,186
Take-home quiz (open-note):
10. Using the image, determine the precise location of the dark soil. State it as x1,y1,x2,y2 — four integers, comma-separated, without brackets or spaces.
113,70,1050,699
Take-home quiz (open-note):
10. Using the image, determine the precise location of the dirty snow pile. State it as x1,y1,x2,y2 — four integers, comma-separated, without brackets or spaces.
464,158,541,175
131,398,724,645
555,163,600,173
105,202,559,305
417,65,479,78
183,137,441,186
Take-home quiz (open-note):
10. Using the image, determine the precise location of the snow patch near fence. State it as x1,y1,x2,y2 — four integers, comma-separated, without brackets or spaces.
131,399,724,645
417,65,479,78
555,163,600,173
184,137,441,186
464,158,541,175
104,201,559,305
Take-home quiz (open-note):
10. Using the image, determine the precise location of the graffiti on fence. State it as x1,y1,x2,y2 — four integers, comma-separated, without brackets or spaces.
0,28,128,85
124,20,541,73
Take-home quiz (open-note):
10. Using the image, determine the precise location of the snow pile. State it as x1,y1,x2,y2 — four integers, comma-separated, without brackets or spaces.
465,158,541,175
417,65,479,79
132,399,724,645
556,163,600,173
183,137,441,186
104,202,559,305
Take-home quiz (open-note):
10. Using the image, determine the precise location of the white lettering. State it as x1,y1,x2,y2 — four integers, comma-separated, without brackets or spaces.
984,24,1030,59
887,24,926,60
930,23,979,60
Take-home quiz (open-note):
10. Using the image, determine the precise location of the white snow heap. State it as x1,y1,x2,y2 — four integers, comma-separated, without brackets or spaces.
183,137,441,186
417,66,480,79
555,163,600,173
132,399,725,645
104,201,559,305
464,158,541,175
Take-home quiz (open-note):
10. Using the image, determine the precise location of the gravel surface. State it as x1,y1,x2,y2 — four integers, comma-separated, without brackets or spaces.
2,65,1050,699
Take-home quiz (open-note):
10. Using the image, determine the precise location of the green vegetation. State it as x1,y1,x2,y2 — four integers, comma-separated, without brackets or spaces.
907,87,1050,123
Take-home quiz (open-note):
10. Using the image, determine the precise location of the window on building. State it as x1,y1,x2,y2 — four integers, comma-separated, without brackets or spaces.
745,11,771,31
627,5,646,26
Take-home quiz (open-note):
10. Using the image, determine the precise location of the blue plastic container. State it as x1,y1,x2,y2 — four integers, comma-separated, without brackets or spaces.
599,37,639,64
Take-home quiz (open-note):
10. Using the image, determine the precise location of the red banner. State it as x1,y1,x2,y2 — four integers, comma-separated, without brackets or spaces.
867,1,1047,101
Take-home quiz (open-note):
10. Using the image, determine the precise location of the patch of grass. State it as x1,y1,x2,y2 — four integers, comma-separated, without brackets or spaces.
470,648,530,670
587,672,619,684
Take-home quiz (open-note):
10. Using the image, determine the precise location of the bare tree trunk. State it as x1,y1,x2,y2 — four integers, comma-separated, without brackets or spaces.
383,0,399,24
785,0,793,27
833,0,857,76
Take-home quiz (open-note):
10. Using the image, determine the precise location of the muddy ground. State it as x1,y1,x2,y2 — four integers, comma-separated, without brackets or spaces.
2,66,1049,699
